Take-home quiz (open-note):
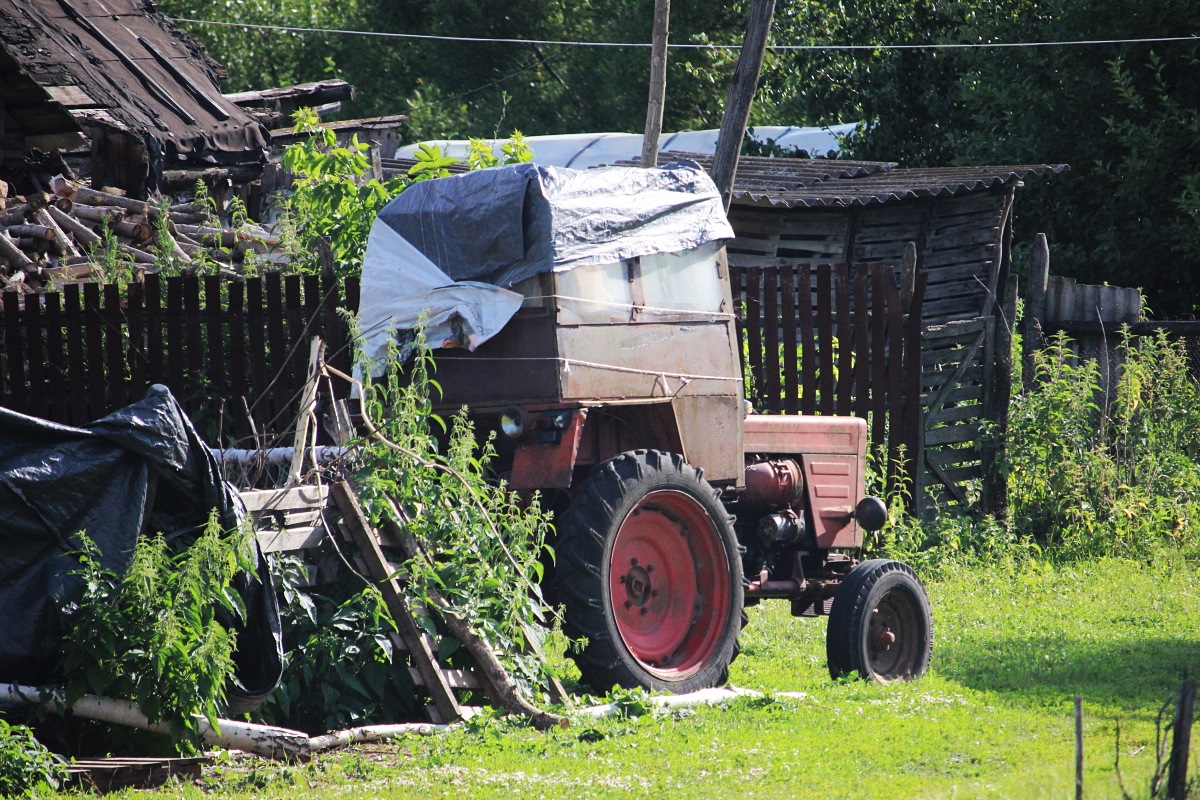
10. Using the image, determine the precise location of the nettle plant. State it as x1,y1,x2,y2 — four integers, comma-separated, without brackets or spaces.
61,512,254,753
352,334,562,702
280,108,532,277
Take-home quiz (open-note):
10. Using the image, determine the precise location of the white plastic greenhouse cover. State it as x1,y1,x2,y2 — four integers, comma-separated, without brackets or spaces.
395,124,859,169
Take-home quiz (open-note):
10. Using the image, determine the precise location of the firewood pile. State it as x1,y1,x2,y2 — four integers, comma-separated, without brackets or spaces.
0,176,283,293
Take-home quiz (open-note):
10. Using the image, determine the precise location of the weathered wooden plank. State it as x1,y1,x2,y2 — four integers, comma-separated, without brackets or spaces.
330,481,465,724
869,267,888,452
103,283,125,409
24,293,45,415
926,445,984,468
125,281,146,399
408,667,482,690
816,265,835,415
246,278,268,434
853,269,870,421
255,525,326,553
240,485,330,513
925,226,1001,249
781,265,799,414
205,276,225,426
144,274,164,387
44,293,66,424
923,245,995,269
922,261,992,286
925,402,984,426
924,383,984,406
165,277,184,407
4,292,26,414
763,267,781,412
798,264,816,416
64,284,86,425
265,272,290,430
83,283,105,420
925,423,983,446
227,281,247,441
834,263,854,416
745,267,763,402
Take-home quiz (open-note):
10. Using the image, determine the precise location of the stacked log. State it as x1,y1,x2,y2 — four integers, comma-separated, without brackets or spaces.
0,176,283,292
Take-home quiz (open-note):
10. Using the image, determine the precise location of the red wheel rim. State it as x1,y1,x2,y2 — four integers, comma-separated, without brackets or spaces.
608,489,731,680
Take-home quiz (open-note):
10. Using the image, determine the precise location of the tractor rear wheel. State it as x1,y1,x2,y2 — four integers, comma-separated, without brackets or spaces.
826,559,932,682
553,450,744,693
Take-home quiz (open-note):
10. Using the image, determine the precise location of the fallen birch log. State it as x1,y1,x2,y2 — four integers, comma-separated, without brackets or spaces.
0,230,35,271
0,683,449,760
34,208,81,258
48,205,101,247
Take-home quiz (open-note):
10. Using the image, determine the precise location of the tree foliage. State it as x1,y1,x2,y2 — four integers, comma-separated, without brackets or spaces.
168,0,1200,309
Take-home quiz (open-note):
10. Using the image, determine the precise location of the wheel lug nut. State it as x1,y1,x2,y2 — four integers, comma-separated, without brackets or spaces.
631,558,638,566
619,575,626,583
646,565,654,573
640,608,647,615
651,590,658,597
625,600,632,609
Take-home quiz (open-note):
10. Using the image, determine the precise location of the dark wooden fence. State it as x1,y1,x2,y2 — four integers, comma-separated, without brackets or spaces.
1,263,1004,516
732,262,927,495
0,274,359,447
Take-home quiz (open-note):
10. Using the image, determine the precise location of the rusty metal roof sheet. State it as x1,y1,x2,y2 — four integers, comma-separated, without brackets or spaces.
0,0,268,163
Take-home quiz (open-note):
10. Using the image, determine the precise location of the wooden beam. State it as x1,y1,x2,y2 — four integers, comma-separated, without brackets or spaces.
640,0,670,168
710,0,776,210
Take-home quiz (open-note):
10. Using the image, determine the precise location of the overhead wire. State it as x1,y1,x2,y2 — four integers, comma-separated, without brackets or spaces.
171,18,1200,51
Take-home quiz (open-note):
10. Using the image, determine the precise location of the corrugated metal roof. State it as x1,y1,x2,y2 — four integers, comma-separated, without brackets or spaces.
0,0,267,163
648,152,1067,208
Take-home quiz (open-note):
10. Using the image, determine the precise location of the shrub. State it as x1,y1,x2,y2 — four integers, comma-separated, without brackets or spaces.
1005,330,1200,558
60,512,254,753
0,720,68,795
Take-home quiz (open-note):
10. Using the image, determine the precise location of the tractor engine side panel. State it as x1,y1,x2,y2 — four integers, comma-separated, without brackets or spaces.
742,414,868,549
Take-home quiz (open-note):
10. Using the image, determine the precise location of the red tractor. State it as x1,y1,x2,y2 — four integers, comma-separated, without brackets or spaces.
359,161,933,692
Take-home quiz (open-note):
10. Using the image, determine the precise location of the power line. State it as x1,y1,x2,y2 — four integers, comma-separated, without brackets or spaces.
172,17,1200,51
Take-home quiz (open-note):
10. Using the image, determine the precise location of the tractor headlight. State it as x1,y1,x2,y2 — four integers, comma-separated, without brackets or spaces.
499,407,530,440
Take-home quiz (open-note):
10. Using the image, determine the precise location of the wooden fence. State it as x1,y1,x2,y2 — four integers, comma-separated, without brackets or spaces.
732,262,927,496
734,260,1010,516
1,262,1006,516
0,273,359,447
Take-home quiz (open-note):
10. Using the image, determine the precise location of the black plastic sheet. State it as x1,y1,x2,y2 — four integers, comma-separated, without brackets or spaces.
0,385,282,710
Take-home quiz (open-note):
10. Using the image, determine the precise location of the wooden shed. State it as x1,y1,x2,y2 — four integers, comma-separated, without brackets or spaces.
691,151,1066,514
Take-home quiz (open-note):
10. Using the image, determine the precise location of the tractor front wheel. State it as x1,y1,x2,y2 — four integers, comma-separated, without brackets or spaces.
826,559,932,682
553,450,744,693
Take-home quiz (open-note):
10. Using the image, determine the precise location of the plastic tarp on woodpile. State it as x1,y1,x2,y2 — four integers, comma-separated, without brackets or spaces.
357,160,734,366
0,385,282,712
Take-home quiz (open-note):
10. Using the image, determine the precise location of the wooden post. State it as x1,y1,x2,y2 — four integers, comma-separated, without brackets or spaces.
640,0,670,168
900,241,917,315
982,272,1016,519
710,0,776,210
1022,233,1049,390
1168,678,1196,800
1074,695,1083,800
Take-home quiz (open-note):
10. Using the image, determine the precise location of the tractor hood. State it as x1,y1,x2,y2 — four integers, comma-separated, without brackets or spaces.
357,160,733,366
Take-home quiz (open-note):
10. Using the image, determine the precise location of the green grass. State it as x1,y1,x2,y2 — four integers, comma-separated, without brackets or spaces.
103,557,1200,798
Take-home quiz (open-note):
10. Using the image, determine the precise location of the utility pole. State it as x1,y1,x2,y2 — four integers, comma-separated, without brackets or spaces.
710,0,776,209
641,0,671,167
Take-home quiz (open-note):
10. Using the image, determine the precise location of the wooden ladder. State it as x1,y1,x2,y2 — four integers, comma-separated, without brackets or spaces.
245,480,565,724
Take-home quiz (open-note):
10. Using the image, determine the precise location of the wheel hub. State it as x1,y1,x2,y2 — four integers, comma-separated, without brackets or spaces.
622,564,653,607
